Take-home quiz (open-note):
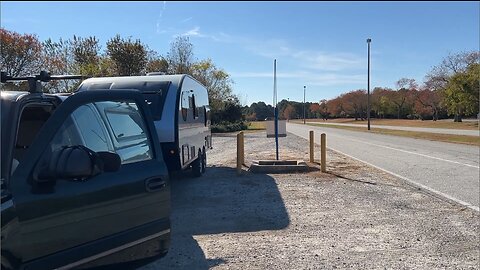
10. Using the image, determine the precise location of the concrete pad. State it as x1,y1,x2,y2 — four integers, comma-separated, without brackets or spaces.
249,160,309,173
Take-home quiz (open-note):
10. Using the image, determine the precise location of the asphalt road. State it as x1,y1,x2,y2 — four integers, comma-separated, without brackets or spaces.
287,123,480,211
305,121,479,136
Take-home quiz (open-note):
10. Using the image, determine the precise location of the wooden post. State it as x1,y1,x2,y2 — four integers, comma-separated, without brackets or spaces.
321,133,326,172
237,131,244,175
241,131,245,165
309,130,314,163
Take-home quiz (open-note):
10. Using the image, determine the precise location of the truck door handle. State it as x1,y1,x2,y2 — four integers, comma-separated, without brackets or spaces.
145,178,167,192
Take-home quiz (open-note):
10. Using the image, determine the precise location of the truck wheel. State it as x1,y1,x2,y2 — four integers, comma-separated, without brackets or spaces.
201,147,207,173
192,150,203,177
1,255,14,270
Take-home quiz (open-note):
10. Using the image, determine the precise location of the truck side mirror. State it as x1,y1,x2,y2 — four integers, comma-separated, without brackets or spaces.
97,151,121,172
35,146,120,182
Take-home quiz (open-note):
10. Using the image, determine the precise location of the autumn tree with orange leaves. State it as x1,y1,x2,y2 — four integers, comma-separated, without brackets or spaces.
0,28,42,77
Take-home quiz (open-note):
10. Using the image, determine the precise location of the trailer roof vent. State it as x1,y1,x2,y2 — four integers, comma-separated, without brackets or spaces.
146,72,166,76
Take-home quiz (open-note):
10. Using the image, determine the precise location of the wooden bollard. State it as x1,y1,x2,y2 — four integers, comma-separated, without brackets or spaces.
309,130,314,163
237,131,244,175
321,133,326,172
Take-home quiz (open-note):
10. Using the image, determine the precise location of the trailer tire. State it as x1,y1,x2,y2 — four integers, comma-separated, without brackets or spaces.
201,147,206,173
192,150,203,177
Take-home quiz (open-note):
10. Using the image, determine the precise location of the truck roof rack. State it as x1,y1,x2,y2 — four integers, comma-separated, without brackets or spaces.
0,71,87,93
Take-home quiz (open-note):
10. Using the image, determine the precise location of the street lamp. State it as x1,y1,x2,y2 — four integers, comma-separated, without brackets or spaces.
367,38,371,131
303,85,306,124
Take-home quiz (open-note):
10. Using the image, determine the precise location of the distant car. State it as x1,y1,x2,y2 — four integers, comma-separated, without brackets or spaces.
1,72,171,269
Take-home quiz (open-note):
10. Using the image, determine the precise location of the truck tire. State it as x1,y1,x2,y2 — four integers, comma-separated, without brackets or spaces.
1,255,14,270
192,150,203,177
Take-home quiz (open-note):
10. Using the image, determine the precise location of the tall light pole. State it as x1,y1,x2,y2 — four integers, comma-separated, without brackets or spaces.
303,85,306,124
367,38,371,131
273,59,279,160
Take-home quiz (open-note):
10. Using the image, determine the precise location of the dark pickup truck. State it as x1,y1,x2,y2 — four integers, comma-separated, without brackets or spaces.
1,72,171,269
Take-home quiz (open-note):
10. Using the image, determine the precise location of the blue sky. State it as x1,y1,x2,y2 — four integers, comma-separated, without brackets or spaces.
1,1,478,106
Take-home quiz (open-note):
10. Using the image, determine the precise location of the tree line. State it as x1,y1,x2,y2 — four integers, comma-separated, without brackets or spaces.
1,28,478,124
0,28,242,124
243,51,479,122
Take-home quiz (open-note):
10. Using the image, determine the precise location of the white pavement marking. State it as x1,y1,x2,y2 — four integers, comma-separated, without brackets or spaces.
343,137,480,169
291,130,480,212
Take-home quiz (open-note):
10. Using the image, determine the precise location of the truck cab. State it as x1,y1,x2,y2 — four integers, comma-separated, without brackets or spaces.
1,72,171,269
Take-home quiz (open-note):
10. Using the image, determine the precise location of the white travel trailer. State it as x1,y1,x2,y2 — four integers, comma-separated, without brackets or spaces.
77,74,211,177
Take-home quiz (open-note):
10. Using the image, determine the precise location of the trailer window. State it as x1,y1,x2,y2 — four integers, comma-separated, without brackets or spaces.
204,106,207,126
191,94,198,119
181,91,189,121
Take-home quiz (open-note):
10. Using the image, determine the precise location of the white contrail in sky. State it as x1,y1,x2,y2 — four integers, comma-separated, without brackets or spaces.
156,1,167,34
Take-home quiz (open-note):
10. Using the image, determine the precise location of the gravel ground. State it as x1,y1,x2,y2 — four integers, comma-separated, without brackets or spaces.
140,132,479,270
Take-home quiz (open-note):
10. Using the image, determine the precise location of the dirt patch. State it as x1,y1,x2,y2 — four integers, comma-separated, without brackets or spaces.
140,132,479,270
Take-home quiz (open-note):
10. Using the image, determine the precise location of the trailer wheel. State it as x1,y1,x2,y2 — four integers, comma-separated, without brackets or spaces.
192,150,203,177
201,147,207,173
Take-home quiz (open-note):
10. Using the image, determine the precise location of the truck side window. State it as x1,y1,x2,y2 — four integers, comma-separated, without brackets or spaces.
14,104,54,163
70,105,110,152
50,104,111,155
102,102,153,164
50,101,153,165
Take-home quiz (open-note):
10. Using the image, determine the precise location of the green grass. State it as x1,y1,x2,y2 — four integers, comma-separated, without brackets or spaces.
307,123,480,146
246,121,266,131
301,118,479,130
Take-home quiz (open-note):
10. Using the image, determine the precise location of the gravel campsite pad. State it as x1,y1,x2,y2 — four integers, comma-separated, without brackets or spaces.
141,132,479,269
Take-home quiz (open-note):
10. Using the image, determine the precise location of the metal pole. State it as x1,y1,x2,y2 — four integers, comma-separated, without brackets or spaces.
273,60,276,118
303,85,306,124
275,107,279,160
367,38,371,131
274,59,279,160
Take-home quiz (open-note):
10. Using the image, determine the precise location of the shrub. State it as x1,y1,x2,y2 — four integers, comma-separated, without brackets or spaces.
211,121,248,133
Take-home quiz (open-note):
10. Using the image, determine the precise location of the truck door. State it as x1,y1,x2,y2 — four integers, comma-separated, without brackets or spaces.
9,90,170,269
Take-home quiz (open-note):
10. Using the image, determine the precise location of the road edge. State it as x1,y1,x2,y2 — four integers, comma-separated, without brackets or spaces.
329,147,479,212
289,130,480,212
